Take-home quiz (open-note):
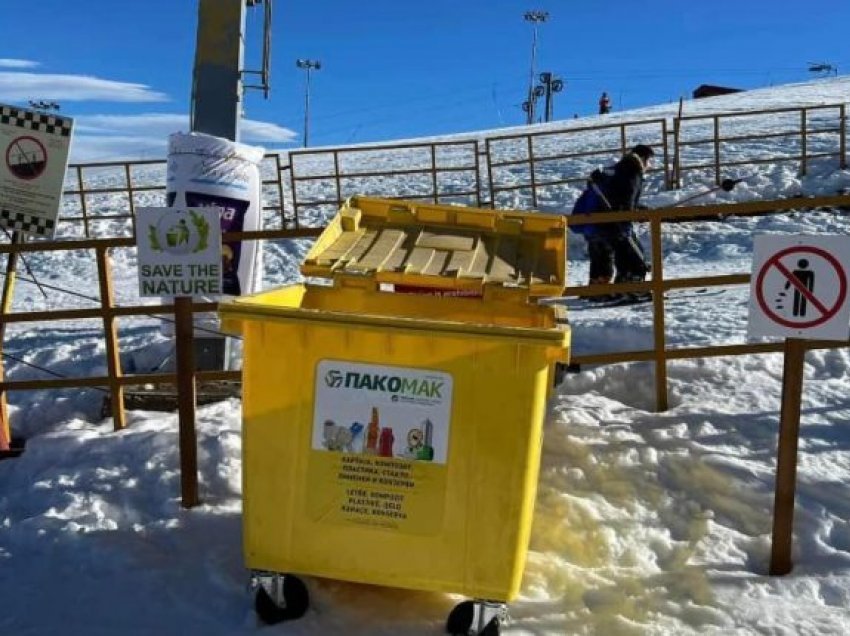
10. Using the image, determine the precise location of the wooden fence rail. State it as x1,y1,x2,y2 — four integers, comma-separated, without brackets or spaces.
1,196,848,433
0,227,321,433
1,103,848,437
565,193,850,410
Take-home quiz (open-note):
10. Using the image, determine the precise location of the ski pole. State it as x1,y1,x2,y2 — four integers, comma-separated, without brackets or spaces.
658,177,745,209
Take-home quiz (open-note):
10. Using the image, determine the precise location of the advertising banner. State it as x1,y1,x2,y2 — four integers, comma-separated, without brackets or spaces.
166,131,264,297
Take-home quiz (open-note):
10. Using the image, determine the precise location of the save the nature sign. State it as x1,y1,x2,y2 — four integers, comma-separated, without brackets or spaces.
136,207,222,297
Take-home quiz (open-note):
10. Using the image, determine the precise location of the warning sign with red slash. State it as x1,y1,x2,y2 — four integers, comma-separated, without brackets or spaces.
748,235,850,340
0,103,74,238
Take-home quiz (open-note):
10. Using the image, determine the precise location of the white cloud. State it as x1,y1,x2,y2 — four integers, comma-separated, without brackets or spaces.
0,72,168,103
74,113,189,137
69,113,297,162
0,59,39,69
241,119,299,144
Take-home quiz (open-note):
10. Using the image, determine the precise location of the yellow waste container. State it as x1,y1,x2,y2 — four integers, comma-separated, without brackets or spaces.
219,196,570,634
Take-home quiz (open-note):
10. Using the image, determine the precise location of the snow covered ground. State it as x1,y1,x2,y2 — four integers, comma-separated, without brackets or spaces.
2,78,850,635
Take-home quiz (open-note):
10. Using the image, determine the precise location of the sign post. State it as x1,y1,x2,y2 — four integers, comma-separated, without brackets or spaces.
769,337,806,575
747,234,850,574
137,206,222,507
0,103,74,454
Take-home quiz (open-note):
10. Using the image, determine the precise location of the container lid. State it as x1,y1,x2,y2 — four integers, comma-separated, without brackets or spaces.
301,196,566,298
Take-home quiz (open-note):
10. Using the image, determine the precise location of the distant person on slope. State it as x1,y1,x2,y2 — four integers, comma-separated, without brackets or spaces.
598,92,611,114
570,144,653,301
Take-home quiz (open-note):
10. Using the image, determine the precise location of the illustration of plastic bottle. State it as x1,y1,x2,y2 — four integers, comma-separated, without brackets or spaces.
378,427,395,457
416,419,435,461
364,407,380,454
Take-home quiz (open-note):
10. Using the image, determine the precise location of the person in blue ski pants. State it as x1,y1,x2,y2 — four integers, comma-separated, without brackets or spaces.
578,144,653,300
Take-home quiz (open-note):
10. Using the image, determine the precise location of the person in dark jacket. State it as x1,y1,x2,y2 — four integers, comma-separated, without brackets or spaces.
598,92,611,114
585,144,653,295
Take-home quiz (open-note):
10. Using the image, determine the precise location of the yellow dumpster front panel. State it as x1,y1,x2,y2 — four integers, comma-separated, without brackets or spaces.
223,284,569,602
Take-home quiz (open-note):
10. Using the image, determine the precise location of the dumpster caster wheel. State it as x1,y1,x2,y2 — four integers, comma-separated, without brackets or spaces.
446,599,505,635
254,573,309,625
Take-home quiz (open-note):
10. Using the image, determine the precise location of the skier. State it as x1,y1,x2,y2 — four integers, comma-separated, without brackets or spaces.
598,92,611,115
571,144,654,301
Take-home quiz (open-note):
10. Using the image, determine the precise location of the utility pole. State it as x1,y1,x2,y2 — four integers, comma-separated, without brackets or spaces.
191,0,247,141
538,72,564,122
523,10,548,125
296,59,321,147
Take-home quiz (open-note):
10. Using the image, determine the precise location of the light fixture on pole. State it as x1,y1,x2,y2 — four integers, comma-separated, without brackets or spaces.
538,72,564,122
523,10,548,125
296,58,321,147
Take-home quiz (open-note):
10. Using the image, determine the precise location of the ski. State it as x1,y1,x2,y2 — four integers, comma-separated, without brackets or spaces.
564,287,725,309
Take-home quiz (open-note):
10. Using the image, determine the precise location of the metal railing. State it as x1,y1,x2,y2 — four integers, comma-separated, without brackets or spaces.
673,104,847,186
287,139,482,226
60,154,295,239
484,118,671,209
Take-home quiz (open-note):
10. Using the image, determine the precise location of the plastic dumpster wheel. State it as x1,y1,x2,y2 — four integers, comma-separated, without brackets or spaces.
446,600,501,635
254,574,309,625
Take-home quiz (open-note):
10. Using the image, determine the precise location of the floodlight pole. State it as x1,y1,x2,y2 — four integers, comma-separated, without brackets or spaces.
523,11,548,125
296,59,321,147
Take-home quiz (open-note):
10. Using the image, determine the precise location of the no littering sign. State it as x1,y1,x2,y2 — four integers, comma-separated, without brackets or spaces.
748,235,850,340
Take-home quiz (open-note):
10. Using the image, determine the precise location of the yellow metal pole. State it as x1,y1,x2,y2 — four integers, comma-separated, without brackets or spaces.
769,337,806,575
95,246,126,431
0,234,21,451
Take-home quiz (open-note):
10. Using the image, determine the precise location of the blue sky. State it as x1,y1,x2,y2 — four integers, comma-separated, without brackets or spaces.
1,0,847,161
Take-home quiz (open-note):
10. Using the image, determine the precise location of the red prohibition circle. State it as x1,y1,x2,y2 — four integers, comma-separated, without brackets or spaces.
5,135,48,180
755,245,847,328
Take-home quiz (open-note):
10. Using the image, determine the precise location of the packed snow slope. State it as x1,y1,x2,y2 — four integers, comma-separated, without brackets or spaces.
2,77,850,635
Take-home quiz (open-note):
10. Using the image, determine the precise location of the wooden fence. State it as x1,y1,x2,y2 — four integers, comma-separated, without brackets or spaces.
565,194,850,410
1,195,849,436
1,102,849,436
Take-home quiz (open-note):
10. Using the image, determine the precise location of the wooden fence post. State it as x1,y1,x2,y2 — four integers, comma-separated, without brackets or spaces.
713,116,721,186
430,145,439,204
650,217,668,411
769,337,806,575
95,245,126,431
175,296,200,508
526,136,538,209
800,109,808,176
